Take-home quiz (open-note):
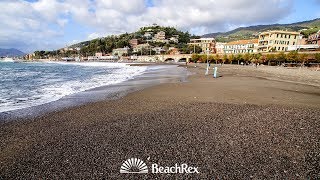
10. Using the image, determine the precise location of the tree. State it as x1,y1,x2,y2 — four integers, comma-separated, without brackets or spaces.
286,51,298,63
243,53,251,64
222,54,229,64
215,54,220,64
236,54,243,65
315,53,320,70
199,54,208,63
298,53,309,66
191,54,200,62
208,55,216,63
276,52,286,65
188,45,202,54
266,53,276,66
230,54,236,64
258,54,266,64
315,53,320,63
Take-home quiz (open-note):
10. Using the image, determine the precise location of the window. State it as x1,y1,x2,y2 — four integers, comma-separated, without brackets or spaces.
282,47,284,51
285,35,287,38
293,42,295,45
277,34,279,38
294,35,297,39
281,34,283,38
288,35,291,39
278,47,280,50
287,41,289,45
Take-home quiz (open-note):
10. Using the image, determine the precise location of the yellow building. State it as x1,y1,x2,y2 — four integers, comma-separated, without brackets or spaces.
258,30,300,52
188,38,216,54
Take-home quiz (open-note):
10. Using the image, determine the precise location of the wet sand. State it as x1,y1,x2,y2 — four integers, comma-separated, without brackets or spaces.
0,64,319,179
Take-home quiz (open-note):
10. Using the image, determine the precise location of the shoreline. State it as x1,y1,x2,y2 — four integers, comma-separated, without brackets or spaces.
0,63,188,122
0,64,319,179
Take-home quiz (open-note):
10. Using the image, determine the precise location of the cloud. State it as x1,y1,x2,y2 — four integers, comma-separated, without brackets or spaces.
0,0,294,52
87,33,101,40
0,0,67,52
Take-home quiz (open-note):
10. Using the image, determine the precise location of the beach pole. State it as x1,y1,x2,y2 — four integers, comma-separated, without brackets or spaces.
205,63,209,75
213,66,218,78
205,50,209,75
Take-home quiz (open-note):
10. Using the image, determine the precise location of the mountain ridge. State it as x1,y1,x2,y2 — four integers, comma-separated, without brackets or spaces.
0,48,25,57
202,18,320,42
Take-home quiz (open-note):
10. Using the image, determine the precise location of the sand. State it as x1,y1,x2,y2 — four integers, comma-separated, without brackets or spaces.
0,64,319,179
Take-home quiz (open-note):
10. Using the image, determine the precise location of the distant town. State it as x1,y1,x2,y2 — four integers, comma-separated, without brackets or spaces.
21,24,320,65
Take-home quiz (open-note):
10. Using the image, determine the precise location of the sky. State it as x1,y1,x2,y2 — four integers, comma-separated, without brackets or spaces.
0,0,319,53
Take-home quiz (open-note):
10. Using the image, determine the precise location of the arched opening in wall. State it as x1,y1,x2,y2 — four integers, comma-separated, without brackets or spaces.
178,58,187,62
164,58,174,62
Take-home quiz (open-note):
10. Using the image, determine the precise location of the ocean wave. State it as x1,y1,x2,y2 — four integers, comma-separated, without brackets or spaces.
0,62,147,113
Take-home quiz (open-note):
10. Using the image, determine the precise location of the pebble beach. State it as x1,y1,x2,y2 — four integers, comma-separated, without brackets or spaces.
0,64,319,179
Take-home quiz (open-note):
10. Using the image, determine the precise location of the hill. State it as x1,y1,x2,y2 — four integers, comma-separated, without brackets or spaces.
202,18,320,42
39,25,199,58
0,48,25,57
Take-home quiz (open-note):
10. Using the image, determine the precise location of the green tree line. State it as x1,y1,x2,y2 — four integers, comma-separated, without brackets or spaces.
190,52,320,66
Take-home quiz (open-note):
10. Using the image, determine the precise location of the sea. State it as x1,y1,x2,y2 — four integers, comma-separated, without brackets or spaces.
0,61,188,121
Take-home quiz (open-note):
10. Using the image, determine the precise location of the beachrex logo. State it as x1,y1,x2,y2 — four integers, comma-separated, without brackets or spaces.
120,158,148,174
120,158,199,174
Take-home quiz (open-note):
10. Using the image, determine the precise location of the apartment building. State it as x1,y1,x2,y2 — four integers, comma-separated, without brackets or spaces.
258,30,300,52
129,39,139,48
112,47,130,56
188,38,216,54
215,42,226,54
307,30,320,45
154,31,166,42
133,43,151,53
223,39,258,54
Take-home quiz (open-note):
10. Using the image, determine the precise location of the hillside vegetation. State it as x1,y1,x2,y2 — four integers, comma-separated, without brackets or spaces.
202,18,320,42
34,25,200,58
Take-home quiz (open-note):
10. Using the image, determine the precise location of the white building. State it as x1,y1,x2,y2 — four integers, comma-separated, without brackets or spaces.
224,39,258,54
215,42,226,54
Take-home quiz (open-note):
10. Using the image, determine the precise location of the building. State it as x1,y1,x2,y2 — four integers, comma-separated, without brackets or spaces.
144,32,153,39
224,39,258,54
24,53,35,60
133,43,151,53
188,38,216,54
307,30,320,45
215,42,226,54
112,47,130,56
88,55,118,61
169,35,179,43
129,39,139,48
95,52,103,57
287,36,319,51
154,31,166,42
287,30,320,51
167,47,180,55
258,30,300,52
152,47,166,54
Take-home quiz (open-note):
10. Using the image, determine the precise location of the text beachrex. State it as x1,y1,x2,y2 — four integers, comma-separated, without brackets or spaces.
120,158,200,174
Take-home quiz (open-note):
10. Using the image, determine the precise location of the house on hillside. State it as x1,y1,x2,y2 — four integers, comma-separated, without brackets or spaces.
112,47,130,56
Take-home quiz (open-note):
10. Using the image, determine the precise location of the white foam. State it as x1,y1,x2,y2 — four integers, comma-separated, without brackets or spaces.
0,63,147,113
